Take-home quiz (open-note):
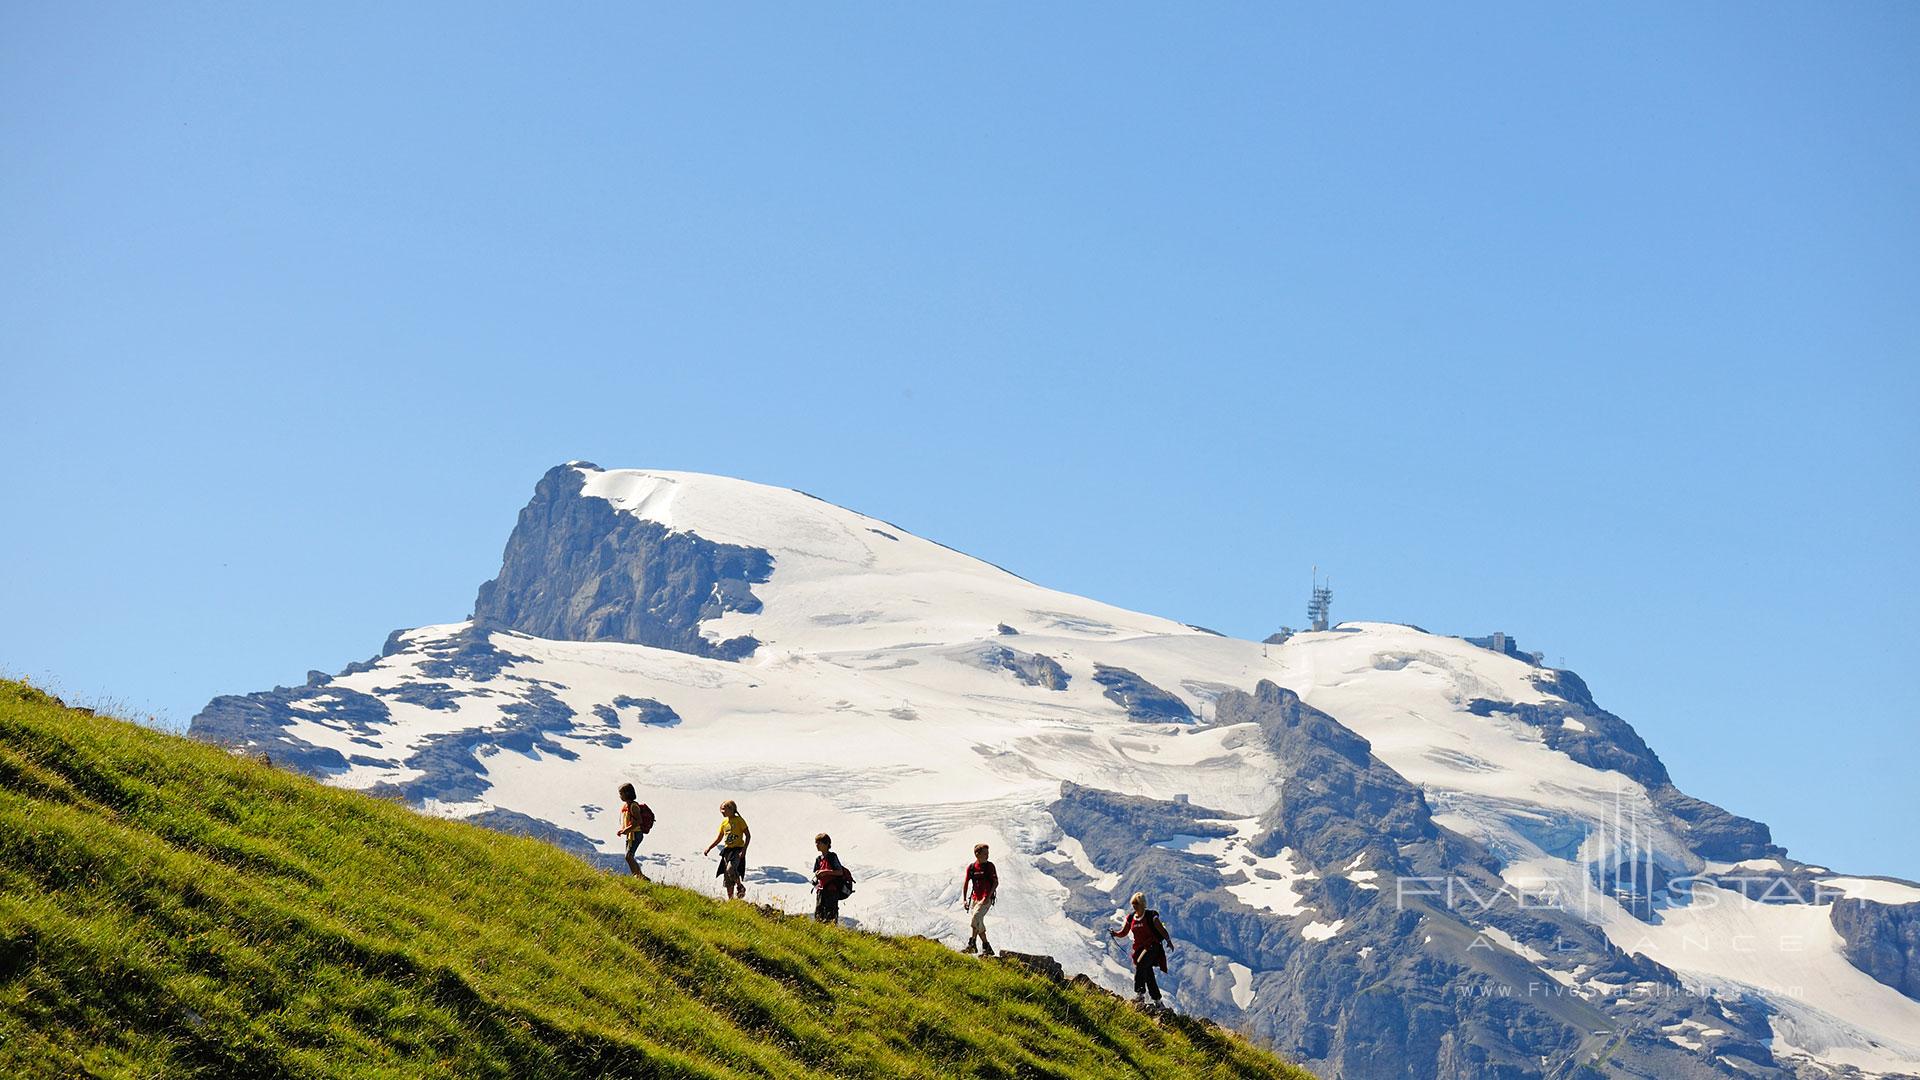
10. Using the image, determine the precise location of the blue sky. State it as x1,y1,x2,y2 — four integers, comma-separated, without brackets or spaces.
3,5,1915,877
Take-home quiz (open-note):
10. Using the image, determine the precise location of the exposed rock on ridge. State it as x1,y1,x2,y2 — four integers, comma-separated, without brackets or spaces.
1091,664,1194,722
1470,673,1780,863
1832,897,1920,1002
976,645,1071,690
471,464,772,660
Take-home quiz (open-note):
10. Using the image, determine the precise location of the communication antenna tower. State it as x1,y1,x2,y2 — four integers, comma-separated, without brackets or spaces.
1308,566,1333,632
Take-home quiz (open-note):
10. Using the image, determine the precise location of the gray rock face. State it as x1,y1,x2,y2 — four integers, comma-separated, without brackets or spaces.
190,683,390,775
375,681,471,710
975,645,1070,690
592,695,681,728
1090,664,1194,722
1651,786,1779,864
1222,681,1442,867
471,464,772,660
1832,897,1920,1001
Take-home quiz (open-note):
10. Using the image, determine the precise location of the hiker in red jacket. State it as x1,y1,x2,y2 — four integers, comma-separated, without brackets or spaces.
811,832,853,925
1111,891,1173,1006
961,842,998,956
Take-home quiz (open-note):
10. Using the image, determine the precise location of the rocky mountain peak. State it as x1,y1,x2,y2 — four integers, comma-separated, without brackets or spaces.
470,464,771,660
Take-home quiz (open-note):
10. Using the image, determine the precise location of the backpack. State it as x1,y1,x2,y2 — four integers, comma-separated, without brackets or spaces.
635,803,655,834
819,853,855,899
1147,910,1170,943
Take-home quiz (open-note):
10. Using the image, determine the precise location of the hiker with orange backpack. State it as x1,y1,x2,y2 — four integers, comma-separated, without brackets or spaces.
615,782,653,880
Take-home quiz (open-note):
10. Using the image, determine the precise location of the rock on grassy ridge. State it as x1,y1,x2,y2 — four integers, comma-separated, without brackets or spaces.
0,680,1310,1080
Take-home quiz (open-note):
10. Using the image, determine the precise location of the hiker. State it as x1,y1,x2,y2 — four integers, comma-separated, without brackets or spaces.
961,842,998,956
1111,891,1173,1007
811,832,853,924
615,782,653,880
702,799,751,900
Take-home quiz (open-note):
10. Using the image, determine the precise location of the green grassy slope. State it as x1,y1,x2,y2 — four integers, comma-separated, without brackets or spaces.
0,680,1311,1079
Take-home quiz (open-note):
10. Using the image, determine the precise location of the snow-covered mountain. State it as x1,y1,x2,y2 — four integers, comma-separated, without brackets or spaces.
193,463,1920,1080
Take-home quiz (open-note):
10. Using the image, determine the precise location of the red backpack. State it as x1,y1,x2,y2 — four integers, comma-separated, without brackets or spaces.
817,853,856,898
635,803,655,834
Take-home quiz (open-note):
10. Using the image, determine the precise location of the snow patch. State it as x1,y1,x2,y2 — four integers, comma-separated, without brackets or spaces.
1708,857,1786,873
1227,847,1310,917
1302,919,1345,942
1228,962,1255,1009
1817,877,1920,906
1044,833,1120,894
1474,925,1547,965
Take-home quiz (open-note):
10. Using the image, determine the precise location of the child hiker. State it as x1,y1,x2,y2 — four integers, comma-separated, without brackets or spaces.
615,782,653,880
1111,891,1174,1007
961,842,998,956
702,799,751,900
811,832,853,924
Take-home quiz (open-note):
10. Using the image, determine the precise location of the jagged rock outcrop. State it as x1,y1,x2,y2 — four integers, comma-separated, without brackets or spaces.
995,951,1068,983
471,463,771,659
1832,898,1920,1001
975,644,1071,690
1224,681,1444,867
1090,664,1194,722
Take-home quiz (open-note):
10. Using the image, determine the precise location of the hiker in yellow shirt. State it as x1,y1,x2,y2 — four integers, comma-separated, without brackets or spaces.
703,799,751,900
615,781,653,880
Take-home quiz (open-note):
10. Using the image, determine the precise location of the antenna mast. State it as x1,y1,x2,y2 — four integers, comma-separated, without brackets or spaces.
1308,566,1333,632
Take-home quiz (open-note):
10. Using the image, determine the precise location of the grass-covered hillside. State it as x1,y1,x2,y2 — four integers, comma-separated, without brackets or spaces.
0,679,1310,1079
